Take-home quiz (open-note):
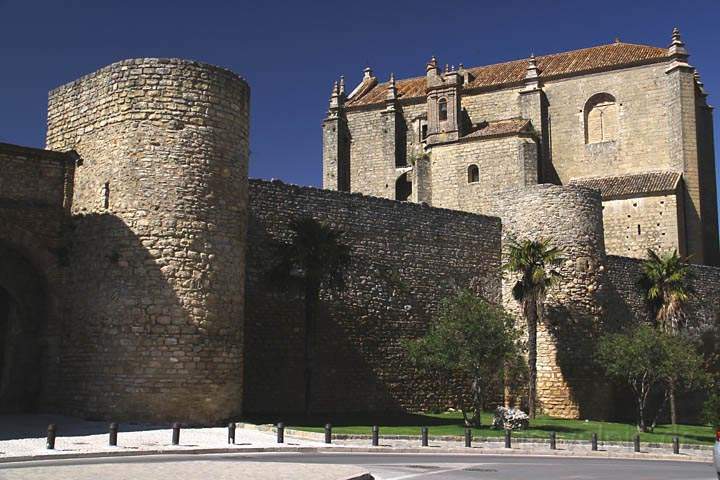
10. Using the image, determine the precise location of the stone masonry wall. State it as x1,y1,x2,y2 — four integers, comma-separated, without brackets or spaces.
429,135,537,215
488,184,610,419
543,62,672,182
601,193,684,259
244,179,502,414
0,143,73,412
346,108,393,198
606,254,720,330
45,58,249,423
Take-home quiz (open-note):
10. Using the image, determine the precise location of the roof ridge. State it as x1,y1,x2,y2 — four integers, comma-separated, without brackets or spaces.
571,170,681,181
380,41,665,85
346,40,669,106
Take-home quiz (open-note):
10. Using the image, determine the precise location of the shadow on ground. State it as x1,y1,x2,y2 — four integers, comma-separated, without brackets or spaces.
0,414,166,441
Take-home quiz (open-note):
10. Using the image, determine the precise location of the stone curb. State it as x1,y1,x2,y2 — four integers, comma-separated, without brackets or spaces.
0,444,712,466
237,422,714,452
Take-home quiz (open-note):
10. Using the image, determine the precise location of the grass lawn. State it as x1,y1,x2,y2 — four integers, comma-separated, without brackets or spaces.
248,411,715,445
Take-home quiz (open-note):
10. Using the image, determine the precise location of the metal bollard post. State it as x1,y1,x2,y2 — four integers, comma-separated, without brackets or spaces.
109,422,118,447
276,422,284,443
46,424,57,450
672,436,679,454
372,425,379,446
172,422,181,445
591,432,598,451
228,422,236,445
324,423,332,444
549,431,556,450
465,428,472,448
633,434,640,452
421,427,428,447
504,429,511,448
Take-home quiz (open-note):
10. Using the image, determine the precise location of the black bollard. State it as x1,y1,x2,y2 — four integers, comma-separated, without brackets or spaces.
46,424,57,450
109,422,118,447
549,431,556,450
633,434,640,452
277,422,285,443
421,427,428,447
465,428,472,448
324,423,332,444
504,429,511,448
672,436,679,454
228,422,236,445
372,425,379,446
172,422,181,445
591,432,598,451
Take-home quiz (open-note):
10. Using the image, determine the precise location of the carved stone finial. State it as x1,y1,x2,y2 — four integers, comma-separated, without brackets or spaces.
328,81,340,116
339,75,345,96
668,27,688,57
666,26,691,72
522,54,541,91
386,73,397,103
694,70,707,96
363,66,374,80
426,56,438,75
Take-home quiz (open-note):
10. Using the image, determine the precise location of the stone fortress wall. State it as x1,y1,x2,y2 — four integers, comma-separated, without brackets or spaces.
0,50,718,423
487,184,609,419
244,179,502,414
43,58,250,423
0,144,73,412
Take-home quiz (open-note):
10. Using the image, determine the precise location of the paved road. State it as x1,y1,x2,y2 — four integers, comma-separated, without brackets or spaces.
0,452,716,479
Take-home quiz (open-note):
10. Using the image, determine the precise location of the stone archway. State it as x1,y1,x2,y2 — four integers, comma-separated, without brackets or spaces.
0,243,47,413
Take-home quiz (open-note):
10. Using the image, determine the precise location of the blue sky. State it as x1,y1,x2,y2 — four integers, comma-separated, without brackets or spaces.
1,0,719,206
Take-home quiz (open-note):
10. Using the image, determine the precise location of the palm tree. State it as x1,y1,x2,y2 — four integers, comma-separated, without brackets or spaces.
504,238,563,419
639,248,691,425
268,217,351,415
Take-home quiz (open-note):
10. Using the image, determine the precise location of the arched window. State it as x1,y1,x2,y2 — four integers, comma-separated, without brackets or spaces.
584,93,618,144
467,164,479,183
395,173,412,201
438,98,448,121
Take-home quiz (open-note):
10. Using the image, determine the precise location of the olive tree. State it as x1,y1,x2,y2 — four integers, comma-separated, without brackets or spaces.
598,324,706,432
405,290,525,427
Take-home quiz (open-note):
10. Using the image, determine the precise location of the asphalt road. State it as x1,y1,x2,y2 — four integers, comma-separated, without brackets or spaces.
0,452,716,480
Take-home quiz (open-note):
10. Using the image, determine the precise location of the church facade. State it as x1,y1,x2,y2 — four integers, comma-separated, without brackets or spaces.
323,29,719,265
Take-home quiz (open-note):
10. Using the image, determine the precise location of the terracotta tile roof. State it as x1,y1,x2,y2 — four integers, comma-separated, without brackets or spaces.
462,119,531,140
346,42,668,107
569,171,682,198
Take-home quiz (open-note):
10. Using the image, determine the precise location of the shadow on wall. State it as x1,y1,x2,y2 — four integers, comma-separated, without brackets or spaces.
243,215,404,415
0,243,47,413
59,212,242,424
545,303,609,420
242,212,488,416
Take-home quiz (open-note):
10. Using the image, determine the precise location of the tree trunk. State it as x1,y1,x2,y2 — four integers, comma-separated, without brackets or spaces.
637,395,646,432
669,380,677,426
303,283,319,416
471,376,483,428
525,297,538,420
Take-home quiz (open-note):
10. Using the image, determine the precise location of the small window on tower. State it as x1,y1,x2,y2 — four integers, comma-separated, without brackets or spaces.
438,98,448,121
421,124,428,140
467,164,479,183
102,182,110,209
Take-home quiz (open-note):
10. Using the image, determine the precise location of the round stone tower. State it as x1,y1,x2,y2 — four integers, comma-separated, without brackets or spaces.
491,184,609,419
46,58,249,423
